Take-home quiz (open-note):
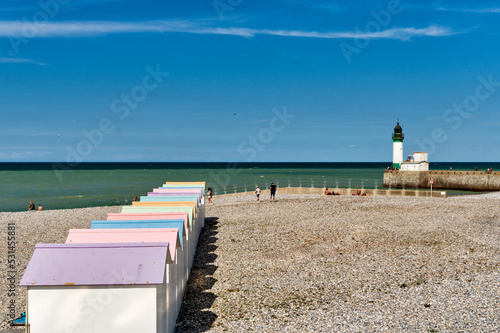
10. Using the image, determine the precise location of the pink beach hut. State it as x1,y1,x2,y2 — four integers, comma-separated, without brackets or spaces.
148,191,202,202
65,229,182,332
139,195,204,233
119,206,203,269
106,212,194,275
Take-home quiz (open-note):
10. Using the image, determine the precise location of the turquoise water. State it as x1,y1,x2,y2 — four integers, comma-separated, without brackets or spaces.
0,162,498,212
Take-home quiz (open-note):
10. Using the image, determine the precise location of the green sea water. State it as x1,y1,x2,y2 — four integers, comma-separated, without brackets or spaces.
0,162,497,212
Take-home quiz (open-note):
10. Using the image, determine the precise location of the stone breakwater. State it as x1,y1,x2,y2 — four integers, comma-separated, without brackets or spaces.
383,169,500,191
1,193,499,332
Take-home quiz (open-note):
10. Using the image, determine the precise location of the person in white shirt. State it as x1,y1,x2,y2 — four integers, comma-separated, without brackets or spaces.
255,186,261,202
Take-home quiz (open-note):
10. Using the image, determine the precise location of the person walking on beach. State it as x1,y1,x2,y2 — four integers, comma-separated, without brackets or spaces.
270,183,277,201
255,186,261,202
207,187,213,205
28,201,35,211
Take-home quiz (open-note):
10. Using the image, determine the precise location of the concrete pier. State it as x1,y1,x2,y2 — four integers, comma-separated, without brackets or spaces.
383,170,500,191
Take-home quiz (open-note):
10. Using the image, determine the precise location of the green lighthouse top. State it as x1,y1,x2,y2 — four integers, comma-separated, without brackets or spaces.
392,122,404,142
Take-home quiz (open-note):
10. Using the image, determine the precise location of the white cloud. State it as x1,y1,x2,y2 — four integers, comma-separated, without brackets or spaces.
0,57,45,65
0,20,256,38
436,7,500,14
0,20,457,41
260,25,456,41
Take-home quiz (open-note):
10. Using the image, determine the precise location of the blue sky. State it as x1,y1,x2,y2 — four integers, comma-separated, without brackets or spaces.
1,0,499,162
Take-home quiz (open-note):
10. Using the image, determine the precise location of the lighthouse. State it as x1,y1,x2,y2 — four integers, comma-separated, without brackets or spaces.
392,122,404,169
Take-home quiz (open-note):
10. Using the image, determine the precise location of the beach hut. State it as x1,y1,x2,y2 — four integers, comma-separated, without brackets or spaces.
158,185,205,196
107,211,196,260
132,201,198,218
153,187,204,193
107,212,193,245
121,205,201,237
90,219,189,298
152,188,204,200
141,195,201,206
152,188,205,215
20,242,173,333
150,187,205,218
65,229,182,333
107,212,189,226
118,206,203,267
148,191,202,201
113,210,192,227
139,195,204,232
117,208,201,268
157,186,205,197
121,206,196,228
162,181,206,190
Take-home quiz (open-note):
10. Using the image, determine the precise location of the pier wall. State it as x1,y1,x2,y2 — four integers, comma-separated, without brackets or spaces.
214,187,447,198
383,170,500,191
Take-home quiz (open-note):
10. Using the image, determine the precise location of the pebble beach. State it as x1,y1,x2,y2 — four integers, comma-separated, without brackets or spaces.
1,193,499,332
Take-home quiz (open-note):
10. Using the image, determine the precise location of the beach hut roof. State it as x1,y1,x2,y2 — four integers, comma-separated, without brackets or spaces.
65,228,180,260
89,220,185,243
108,212,190,226
20,242,169,287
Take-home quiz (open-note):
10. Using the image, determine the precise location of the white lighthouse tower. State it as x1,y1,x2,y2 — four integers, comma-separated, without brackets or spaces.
392,122,404,169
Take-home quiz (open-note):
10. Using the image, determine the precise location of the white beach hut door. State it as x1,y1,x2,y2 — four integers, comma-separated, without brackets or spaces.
28,288,157,333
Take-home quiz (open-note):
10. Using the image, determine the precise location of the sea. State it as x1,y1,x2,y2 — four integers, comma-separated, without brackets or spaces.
1,162,498,212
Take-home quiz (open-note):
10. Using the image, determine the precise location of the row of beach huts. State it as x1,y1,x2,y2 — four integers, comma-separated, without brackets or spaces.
19,181,206,333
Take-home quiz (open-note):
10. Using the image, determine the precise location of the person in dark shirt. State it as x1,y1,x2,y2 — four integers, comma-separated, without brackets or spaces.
270,183,277,201
28,201,35,211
